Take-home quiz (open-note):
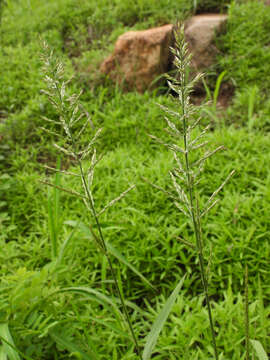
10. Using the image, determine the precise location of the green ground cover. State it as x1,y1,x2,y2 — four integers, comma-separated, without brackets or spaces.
1,0,270,359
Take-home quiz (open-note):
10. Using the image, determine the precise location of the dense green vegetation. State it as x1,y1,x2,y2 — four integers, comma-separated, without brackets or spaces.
1,0,270,359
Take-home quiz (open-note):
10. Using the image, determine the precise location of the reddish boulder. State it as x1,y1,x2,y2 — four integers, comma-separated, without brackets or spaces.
100,24,173,92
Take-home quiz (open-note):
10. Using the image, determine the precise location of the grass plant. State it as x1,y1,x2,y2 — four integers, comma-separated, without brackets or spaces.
149,25,234,359
40,42,143,358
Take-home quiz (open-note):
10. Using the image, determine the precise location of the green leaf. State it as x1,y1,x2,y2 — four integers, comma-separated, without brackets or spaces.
50,330,99,360
107,243,155,291
0,323,21,360
213,70,226,110
0,346,7,360
65,221,156,291
142,275,186,360
49,287,123,320
250,340,268,360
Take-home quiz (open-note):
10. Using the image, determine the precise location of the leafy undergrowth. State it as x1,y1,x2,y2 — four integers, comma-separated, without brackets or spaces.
2,125,270,358
1,0,270,359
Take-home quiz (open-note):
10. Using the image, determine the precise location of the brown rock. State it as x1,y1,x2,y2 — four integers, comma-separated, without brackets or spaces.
100,24,173,92
184,14,228,71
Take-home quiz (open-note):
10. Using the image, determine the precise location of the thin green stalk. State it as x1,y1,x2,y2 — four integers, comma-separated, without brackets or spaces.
54,81,142,359
76,154,142,359
178,33,218,360
245,264,250,360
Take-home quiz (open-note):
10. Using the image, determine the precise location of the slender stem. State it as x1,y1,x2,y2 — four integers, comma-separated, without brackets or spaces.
77,158,142,359
54,83,142,359
245,264,250,360
180,64,218,360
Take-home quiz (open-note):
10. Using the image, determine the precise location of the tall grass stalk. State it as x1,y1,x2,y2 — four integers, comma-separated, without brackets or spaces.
47,157,61,258
151,25,234,359
40,43,142,359
245,264,250,360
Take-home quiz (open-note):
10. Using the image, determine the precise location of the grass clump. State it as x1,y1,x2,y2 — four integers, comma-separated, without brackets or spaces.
35,25,233,359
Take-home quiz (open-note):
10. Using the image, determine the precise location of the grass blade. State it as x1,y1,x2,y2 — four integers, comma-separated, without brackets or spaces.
250,340,268,360
50,330,99,360
142,275,186,360
0,346,7,360
213,70,226,111
66,221,156,291
50,286,122,318
248,85,257,131
0,323,21,360
48,286,143,328
56,224,78,266
107,243,156,292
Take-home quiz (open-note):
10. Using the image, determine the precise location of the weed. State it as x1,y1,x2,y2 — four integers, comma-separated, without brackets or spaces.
40,41,143,358
150,25,234,359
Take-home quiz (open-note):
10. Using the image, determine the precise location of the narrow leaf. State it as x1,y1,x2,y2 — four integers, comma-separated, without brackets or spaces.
50,330,98,360
65,221,156,291
250,340,268,360
142,275,186,360
0,323,21,360
107,243,156,292
56,225,78,265
50,287,122,319
213,70,226,110
0,346,7,360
